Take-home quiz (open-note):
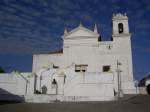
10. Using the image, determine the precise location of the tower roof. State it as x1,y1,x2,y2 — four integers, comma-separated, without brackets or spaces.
112,13,128,20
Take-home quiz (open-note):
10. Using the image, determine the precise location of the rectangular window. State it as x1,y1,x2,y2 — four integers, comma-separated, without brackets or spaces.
75,65,88,72
103,65,110,72
53,64,59,69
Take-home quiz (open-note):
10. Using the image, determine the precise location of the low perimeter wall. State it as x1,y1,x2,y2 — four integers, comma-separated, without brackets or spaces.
0,73,31,101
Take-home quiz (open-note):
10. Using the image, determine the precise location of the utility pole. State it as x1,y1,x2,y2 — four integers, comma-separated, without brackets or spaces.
117,60,122,99
40,75,42,93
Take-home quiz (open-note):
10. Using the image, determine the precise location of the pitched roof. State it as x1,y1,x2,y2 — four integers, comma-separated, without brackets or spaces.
138,73,150,87
49,49,63,54
62,25,99,39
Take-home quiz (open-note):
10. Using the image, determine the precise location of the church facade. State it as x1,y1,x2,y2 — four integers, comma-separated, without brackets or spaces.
0,13,137,102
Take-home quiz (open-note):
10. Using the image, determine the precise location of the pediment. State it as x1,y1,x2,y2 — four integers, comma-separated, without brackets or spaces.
63,26,99,39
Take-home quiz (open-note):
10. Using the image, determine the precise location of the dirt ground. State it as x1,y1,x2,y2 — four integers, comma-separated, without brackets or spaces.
0,95,150,112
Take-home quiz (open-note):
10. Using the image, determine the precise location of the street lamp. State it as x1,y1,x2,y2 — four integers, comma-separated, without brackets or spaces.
117,60,123,99
40,75,42,93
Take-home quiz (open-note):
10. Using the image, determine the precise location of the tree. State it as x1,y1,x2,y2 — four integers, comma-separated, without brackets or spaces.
0,66,5,73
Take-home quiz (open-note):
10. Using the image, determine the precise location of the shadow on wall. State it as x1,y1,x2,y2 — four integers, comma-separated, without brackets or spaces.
0,88,25,105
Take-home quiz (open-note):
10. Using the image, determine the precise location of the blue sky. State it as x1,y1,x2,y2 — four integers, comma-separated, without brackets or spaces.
0,0,150,80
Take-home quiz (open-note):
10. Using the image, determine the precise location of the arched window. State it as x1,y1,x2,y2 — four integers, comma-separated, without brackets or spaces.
118,23,124,34
42,85,47,94
51,79,57,88
52,79,57,85
51,79,58,94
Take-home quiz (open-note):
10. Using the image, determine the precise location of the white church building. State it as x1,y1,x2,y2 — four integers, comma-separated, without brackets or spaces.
0,13,137,102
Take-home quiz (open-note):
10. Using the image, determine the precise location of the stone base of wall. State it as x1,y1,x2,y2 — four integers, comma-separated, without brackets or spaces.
122,81,139,94
139,87,147,95
25,94,59,103
123,89,139,94
62,96,115,102
24,94,116,103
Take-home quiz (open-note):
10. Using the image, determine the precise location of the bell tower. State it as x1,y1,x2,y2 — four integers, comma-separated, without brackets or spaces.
112,13,130,37
111,13,135,94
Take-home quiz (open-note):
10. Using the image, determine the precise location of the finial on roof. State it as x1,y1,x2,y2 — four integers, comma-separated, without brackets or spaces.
94,23,98,33
79,21,83,27
64,27,68,35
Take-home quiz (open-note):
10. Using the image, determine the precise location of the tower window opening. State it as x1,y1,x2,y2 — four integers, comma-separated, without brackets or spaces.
118,23,124,34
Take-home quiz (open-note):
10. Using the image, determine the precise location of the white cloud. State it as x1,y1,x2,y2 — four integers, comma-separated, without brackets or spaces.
0,5,17,14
